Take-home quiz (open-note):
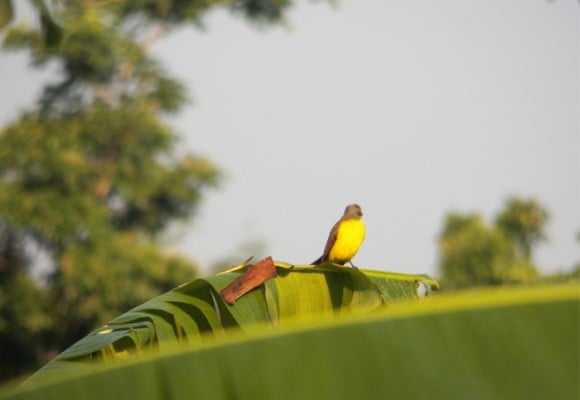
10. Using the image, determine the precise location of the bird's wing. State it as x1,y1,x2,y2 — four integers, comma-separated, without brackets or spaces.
321,219,341,261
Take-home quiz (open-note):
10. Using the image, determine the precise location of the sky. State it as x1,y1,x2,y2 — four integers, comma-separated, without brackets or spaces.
0,0,578,278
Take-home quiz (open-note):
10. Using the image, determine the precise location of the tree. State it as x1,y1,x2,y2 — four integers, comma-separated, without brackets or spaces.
438,197,549,289
438,213,522,289
0,225,52,379
495,197,549,260
0,0,294,382
438,198,550,289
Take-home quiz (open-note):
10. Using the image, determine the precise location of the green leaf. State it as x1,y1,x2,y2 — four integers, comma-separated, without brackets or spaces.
16,266,432,383
4,283,577,400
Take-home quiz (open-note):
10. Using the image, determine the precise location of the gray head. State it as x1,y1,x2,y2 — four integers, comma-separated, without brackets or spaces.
343,204,363,218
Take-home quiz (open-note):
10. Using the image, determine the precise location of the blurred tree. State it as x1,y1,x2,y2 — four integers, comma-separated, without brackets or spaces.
438,197,550,290
495,197,549,260
0,0,294,381
0,224,51,379
438,214,519,289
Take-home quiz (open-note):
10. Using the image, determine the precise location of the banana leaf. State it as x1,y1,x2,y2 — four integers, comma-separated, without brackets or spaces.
4,282,577,400
17,263,436,387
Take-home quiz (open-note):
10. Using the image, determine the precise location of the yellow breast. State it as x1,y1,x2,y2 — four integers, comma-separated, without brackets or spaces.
328,219,366,263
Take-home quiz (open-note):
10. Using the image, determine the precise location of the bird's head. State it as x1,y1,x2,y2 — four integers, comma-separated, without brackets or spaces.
344,204,363,218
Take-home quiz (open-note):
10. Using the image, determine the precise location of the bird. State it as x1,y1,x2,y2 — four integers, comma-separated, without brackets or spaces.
311,204,366,268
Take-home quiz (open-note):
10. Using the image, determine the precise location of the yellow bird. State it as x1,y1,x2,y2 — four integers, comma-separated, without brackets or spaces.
312,204,366,267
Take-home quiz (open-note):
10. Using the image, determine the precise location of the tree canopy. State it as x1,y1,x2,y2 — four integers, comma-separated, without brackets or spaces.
495,197,549,260
438,197,548,290
0,0,294,382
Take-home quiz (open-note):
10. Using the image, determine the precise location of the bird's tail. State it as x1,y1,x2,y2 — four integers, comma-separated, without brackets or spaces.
311,256,323,265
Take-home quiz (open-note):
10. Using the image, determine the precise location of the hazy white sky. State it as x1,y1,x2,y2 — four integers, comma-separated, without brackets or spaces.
1,1,579,277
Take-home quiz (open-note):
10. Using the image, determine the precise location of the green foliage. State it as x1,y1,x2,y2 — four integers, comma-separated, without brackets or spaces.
495,197,549,259
0,0,295,382
49,233,197,347
0,243,52,379
439,214,519,289
22,265,436,385
3,283,577,400
438,196,548,290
